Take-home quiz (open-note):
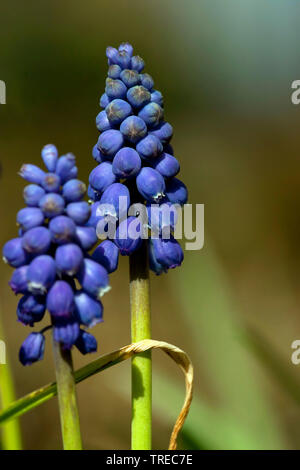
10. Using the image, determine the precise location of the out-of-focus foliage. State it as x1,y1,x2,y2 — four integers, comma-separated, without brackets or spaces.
113,246,287,449
0,314,22,450
173,247,285,449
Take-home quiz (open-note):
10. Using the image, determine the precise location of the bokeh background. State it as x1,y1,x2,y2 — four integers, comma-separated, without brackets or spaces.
1,0,300,450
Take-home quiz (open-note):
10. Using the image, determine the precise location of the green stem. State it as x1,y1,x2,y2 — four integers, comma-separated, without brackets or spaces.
0,315,22,450
52,336,82,450
129,241,152,450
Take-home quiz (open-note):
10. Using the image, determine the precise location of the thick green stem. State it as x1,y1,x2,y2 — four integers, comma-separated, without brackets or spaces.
52,336,82,450
130,241,152,450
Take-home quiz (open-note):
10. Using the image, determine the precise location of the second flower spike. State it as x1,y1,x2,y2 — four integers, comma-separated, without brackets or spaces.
3,145,112,365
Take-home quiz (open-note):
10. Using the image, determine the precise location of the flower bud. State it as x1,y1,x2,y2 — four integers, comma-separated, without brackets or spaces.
3,238,29,267
89,162,117,193
17,294,45,325
9,265,29,294
22,227,52,254
41,172,61,192
119,42,133,57
112,147,141,179
108,64,122,79
55,243,83,275
97,129,124,158
100,93,110,108
77,258,110,299
114,217,142,255
75,226,98,250
96,110,111,132
41,144,58,172
120,115,147,144
165,177,188,205
27,255,56,294
87,185,101,202
105,99,132,126
17,207,44,231
126,85,150,109
149,239,166,275
151,237,183,270
75,330,97,354
105,78,127,100
85,201,102,227
49,216,76,245
62,179,86,202
19,164,45,184
19,332,45,365
23,184,46,207
53,321,80,349
74,291,103,327
39,193,65,218
99,183,130,220
138,102,163,128
47,280,75,319
140,73,154,90
68,166,78,180
136,134,163,160
92,144,107,164
55,153,76,183
66,201,90,225
131,55,145,72
120,69,140,88
106,46,119,64
151,90,163,107
116,50,131,69
91,240,119,273
150,121,173,144
151,153,180,178
136,167,165,202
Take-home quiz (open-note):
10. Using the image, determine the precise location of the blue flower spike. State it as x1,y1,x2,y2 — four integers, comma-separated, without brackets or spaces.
3,145,113,365
89,42,188,274
9,265,29,295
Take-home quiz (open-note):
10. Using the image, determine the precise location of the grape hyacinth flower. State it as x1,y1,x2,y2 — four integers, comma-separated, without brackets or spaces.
17,294,46,326
3,145,112,365
19,332,45,366
89,42,187,272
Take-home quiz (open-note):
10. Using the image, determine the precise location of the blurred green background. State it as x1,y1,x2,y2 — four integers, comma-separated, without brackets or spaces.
1,0,300,449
